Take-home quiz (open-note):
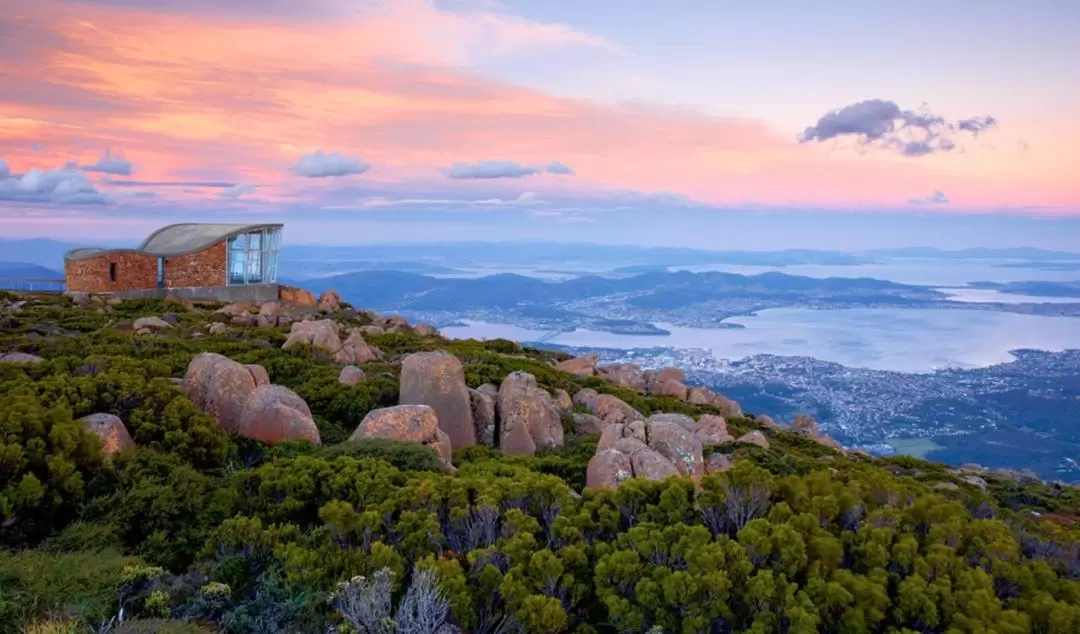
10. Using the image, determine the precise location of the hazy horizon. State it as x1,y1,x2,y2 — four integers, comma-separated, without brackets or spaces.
2,0,1078,245
5,210,1080,253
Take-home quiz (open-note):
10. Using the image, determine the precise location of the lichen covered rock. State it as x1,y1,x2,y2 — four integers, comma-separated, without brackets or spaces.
554,353,598,377
497,371,563,456
80,413,134,457
338,365,366,386
350,404,454,471
183,352,257,434
399,351,476,449
237,384,320,445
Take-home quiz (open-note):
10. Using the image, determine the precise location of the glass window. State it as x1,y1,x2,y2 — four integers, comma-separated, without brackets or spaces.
246,250,262,283
229,248,246,284
226,227,281,285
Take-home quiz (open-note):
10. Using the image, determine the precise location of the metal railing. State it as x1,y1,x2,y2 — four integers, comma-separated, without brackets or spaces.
0,277,67,293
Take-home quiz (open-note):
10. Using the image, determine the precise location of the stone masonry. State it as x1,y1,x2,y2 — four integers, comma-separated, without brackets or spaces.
65,240,228,293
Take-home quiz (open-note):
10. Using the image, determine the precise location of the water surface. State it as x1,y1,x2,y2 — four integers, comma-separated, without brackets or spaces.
442,308,1080,373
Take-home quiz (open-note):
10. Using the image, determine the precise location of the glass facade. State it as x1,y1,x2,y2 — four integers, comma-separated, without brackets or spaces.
227,227,281,285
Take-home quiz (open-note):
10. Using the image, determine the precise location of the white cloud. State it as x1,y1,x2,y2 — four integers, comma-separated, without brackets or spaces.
445,159,574,179
292,150,370,178
0,163,109,204
220,183,257,199
321,191,545,210
908,190,950,205
544,161,574,175
82,149,134,175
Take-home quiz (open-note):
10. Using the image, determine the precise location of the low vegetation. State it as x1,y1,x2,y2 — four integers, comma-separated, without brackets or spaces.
2,294,1079,632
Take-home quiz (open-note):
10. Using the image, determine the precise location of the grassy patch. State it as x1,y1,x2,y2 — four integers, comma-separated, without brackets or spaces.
0,548,143,628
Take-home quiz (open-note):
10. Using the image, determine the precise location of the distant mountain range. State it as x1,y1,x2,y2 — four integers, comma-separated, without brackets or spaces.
295,269,942,313
0,262,64,279
4,237,1078,271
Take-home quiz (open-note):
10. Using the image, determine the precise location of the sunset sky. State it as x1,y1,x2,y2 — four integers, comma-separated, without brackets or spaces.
1,0,1079,247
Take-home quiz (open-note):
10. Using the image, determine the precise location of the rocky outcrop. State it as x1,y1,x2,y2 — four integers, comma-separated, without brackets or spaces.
358,325,384,337
686,386,742,418
645,367,689,400
318,290,342,312
237,384,321,445
0,352,44,364
341,330,381,364
279,285,316,307
572,388,599,409
183,352,257,434
646,417,705,478
598,363,647,392
589,394,643,426
215,302,252,318
497,371,563,456
585,414,708,489
791,414,843,450
553,389,573,413
469,387,496,447
79,413,134,457
207,322,227,335
652,367,685,385
792,414,818,435
338,365,366,386
133,316,172,331
230,315,257,327
649,376,688,400
259,302,283,317
414,322,439,336
705,453,735,474
183,352,319,445
282,319,344,358
245,364,270,387
587,422,683,489
737,430,770,449
690,414,734,445
399,351,475,449
586,450,634,490
349,404,454,472
554,353,598,377
475,383,499,400
571,413,606,436
757,415,780,429
282,320,381,365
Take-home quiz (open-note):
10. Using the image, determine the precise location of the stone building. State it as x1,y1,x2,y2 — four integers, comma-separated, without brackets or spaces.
64,223,284,301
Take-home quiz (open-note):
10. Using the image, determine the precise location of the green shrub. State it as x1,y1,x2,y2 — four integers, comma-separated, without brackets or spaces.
316,438,447,473
115,620,211,634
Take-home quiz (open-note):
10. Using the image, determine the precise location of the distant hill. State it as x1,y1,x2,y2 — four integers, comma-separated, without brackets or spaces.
0,262,64,279
0,237,135,270
968,279,1080,298
299,268,939,312
867,246,1080,261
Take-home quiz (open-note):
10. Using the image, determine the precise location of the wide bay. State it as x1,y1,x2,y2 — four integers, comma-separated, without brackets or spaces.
441,308,1080,373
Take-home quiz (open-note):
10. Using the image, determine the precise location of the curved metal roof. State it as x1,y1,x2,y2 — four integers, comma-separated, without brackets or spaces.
64,223,283,261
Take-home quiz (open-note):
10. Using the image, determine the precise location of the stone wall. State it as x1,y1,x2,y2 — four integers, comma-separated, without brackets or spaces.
164,240,226,288
65,240,227,293
65,251,158,293
108,283,281,303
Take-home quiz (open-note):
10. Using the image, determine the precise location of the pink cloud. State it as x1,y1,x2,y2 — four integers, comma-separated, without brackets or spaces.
0,0,1075,216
